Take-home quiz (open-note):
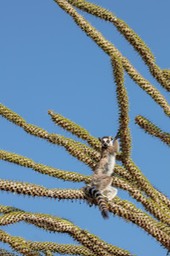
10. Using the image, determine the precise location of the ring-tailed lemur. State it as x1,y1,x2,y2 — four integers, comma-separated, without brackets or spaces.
84,136,119,219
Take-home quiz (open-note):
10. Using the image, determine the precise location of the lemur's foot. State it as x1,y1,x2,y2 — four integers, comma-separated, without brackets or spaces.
107,187,117,200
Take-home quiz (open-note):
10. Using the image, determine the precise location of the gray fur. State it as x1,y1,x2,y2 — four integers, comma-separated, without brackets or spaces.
84,136,119,218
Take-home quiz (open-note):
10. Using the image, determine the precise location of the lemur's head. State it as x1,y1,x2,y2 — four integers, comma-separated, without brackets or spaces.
98,136,119,153
99,136,113,148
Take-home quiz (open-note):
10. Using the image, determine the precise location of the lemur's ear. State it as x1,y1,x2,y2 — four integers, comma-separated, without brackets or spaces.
113,139,119,153
98,137,102,142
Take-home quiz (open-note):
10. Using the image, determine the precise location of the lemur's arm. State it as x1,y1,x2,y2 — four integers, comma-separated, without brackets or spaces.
108,139,119,154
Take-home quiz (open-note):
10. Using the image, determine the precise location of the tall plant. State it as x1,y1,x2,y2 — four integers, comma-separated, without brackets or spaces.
0,0,170,255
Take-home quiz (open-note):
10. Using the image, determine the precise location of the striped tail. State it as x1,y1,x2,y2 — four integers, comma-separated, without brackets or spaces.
84,186,109,219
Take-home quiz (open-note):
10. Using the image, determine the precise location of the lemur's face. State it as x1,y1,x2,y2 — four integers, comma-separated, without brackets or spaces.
99,136,114,148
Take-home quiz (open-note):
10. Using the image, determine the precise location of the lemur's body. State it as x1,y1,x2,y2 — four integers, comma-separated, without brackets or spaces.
84,136,119,218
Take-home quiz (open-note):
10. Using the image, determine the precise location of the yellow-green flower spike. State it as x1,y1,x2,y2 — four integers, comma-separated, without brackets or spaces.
112,176,170,225
0,179,87,200
67,0,170,91
113,198,170,236
5,177,170,228
68,0,155,63
114,165,134,182
48,110,101,151
123,159,170,209
28,242,96,256
0,248,18,256
53,2,170,116
123,62,170,116
162,69,170,81
0,104,97,167
0,150,89,183
135,115,170,146
111,54,131,160
0,203,168,252
0,229,40,256
0,209,130,256
47,134,96,168
0,104,26,127
44,251,53,256
108,202,170,250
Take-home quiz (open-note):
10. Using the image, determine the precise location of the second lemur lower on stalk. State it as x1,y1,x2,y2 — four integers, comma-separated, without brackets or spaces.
84,136,119,219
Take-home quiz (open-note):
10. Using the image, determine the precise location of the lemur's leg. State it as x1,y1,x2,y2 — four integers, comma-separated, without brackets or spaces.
104,186,117,200
97,176,116,200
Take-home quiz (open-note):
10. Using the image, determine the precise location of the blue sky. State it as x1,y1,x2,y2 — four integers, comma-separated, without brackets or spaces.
0,1,170,255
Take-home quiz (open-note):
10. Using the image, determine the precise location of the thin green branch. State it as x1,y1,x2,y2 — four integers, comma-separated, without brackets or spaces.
114,165,134,183
48,134,96,168
29,242,96,256
108,202,170,250
112,176,170,225
0,104,124,169
0,205,23,214
0,248,17,256
135,115,170,146
115,165,170,212
111,54,131,160
48,110,101,151
0,229,40,256
0,149,90,183
123,159,170,209
67,0,155,64
31,208,170,251
0,232,97,256
0,175,168,227
44,251,53,256
2,176,170,228
1,204,170,251
0,104,96,168
114,197,170,236
0,208,131,256
68,0,170,92
48,111,125,164
162,69,170,81
53,0,170,116
0,179,86,200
